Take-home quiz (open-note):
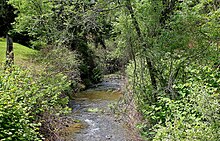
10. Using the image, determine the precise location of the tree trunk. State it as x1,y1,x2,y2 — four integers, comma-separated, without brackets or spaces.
125,0,157,90
6,34,14,66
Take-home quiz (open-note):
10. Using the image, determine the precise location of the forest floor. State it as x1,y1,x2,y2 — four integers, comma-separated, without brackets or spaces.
64,74,134,141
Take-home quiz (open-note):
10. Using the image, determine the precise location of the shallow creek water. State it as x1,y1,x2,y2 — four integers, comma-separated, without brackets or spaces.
64,76,131,141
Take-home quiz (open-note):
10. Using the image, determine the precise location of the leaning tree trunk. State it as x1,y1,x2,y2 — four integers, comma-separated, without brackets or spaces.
6,34,14,66
125,0,157,90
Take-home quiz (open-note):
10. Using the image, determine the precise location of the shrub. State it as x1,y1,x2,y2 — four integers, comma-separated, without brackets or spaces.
152,66,220,141
38,47,80,81
0,65,71,140
153,81,220,141
125,60,220,140
35,47,83,92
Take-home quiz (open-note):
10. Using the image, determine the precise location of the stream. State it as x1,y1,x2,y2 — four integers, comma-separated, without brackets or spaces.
64,75,131,141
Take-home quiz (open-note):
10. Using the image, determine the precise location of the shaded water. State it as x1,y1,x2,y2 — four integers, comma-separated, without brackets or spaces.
60,123,86,137
73,90,123,101
63,76,130,141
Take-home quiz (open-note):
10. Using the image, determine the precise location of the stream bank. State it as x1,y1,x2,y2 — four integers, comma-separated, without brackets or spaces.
64,74,133,141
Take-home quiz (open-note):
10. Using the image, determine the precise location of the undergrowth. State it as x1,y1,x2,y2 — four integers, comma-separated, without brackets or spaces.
0,65,71,140
125,61,220,140
0,45,83,140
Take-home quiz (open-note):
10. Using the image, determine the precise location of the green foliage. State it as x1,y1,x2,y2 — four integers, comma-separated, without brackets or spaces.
8,0,55,44
153,66,220,141
38,47,81,81
4,0,219,140
75,42,103,86
8,0,111,47
119,0,220,140
91,66,103,83
91,39,126,74
0,65,71,140
126,60,220,140
9,0,104,86
33,46,86,94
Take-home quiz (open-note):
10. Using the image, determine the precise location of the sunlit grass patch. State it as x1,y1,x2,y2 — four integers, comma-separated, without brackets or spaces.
0,38,38,64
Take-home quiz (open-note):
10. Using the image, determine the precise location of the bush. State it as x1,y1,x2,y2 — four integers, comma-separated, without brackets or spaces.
91,39,128,74
125,60,220,140
152,66,220,141
35,47,82,92
39,47,80,80
0,66,71,140
153,82,219,141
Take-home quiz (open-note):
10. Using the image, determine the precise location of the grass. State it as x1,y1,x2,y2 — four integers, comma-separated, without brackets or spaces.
0,38,38,65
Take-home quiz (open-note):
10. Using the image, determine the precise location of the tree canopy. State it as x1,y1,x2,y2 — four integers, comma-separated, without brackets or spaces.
1,0,220,140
